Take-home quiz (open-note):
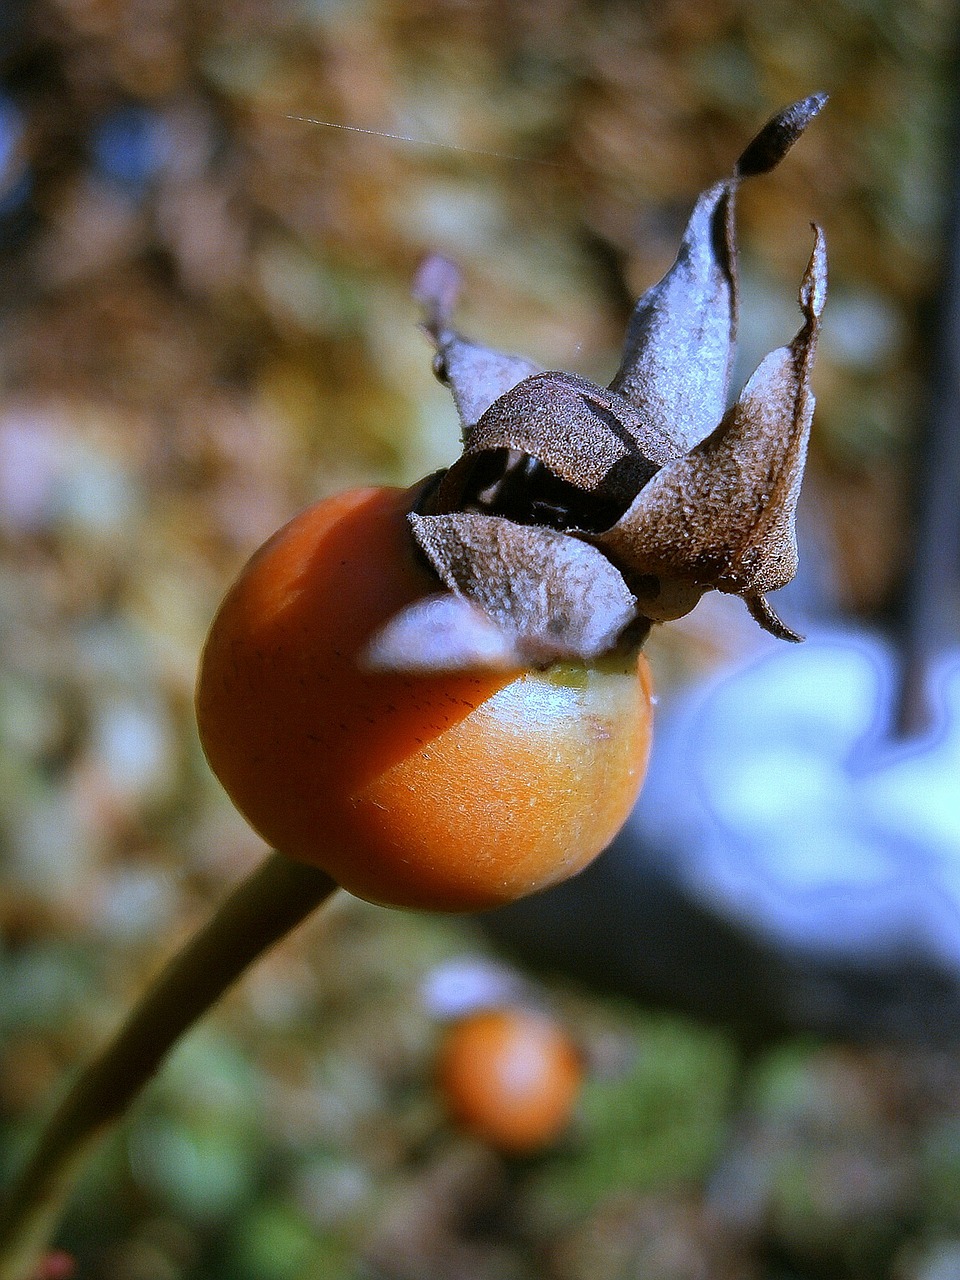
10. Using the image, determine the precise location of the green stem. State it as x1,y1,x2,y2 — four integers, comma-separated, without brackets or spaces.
0,852,339,1280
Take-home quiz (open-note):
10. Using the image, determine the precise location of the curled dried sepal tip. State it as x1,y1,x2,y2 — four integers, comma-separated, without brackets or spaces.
372,97,828,672
735,93,828,177
412,253,462,340
413,254,542,440
596,225,826,640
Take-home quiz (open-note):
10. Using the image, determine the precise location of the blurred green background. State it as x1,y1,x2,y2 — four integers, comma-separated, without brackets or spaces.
2,1,959,1276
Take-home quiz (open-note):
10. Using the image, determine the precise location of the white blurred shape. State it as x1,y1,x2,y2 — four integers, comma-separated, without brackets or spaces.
420,957,523,1019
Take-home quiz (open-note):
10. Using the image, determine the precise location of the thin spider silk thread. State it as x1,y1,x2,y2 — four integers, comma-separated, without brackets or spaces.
284,115,561,167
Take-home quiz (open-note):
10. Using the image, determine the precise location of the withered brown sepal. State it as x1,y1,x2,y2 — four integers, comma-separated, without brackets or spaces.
370,95,828,672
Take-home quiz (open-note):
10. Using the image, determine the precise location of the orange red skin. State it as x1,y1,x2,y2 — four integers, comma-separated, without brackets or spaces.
196,485,653,912
436,1009,582,1153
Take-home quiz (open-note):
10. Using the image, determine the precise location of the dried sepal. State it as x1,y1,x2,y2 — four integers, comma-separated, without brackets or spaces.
376,98,828,671
414,255,542,437
608,179,738,459
365,592,521,672
735,92,829,178
609,92,827,458
407,512,638,666
430,372,659,522
593,227,826,634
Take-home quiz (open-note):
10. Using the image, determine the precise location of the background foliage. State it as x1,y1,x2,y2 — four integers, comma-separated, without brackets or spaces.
2,1,959,1276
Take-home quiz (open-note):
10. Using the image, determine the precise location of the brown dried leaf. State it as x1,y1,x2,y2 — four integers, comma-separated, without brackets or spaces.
409,511,637,665
595,227,826,632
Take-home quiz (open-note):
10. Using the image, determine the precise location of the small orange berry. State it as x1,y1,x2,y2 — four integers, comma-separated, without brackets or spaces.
436,1008,582,1154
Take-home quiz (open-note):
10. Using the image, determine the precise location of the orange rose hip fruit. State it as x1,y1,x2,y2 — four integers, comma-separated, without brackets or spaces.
196,485,653,912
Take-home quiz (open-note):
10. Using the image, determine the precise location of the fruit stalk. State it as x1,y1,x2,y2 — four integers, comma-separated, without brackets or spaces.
0,853,338,1280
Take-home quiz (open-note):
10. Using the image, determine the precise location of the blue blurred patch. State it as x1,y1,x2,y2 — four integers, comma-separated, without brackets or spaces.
91,104,168,196
0,93,32,220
